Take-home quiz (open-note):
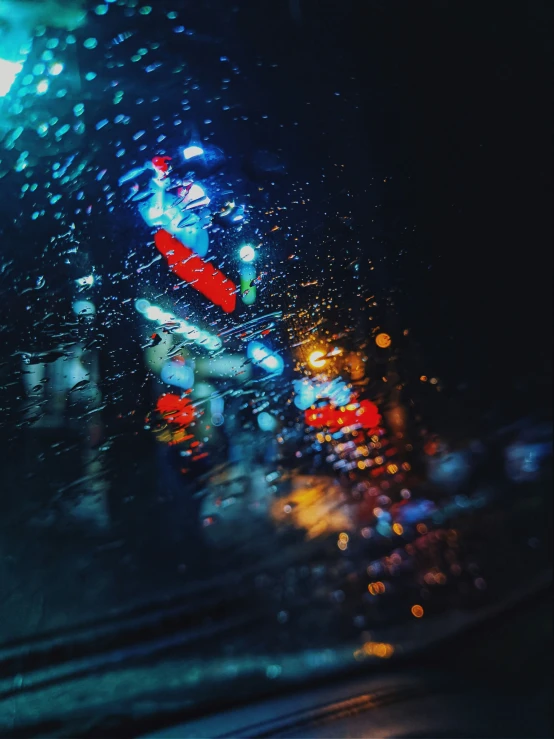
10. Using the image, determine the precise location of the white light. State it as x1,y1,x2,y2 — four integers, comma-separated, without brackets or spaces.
173,321,190,334
205,335,222,351
186,327,201,340
0,58,23,97
50,62,64,76
264,355,279,370
36,79,49,94
138,299,220,351
147,205,164,222
183,182,210,209
76,274,94,287
239,244,255,262
251,347,267,363
183,145,204,160
145,305,165,321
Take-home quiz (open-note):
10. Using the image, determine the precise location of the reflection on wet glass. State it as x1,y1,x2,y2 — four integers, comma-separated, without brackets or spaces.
0,0,551,732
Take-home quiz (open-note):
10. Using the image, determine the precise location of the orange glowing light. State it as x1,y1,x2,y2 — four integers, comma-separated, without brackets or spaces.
308,350,327,369
375,332,391,348
411,604,424,618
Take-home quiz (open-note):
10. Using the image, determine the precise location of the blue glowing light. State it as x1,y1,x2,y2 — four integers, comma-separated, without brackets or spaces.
160,359,194,390
183,145,204,160
257,411,278,432
293,376,351,410
0,58,23,97
247,341,284,375
293,378,317,410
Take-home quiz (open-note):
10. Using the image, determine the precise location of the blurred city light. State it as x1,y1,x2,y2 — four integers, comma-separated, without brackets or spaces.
0,58,23,97
308,350,327,369
239,244,256,262
247,341,284,375
375,332,391,348
183,145,204,159
134,298,222,351
257,411,278,432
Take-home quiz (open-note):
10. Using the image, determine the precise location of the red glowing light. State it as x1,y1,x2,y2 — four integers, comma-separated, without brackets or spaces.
304,399,381,431
151,155,172,174
155,229,237,313
156,393,195,426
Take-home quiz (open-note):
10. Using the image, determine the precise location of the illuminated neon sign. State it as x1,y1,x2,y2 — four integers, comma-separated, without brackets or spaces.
154,229,237,313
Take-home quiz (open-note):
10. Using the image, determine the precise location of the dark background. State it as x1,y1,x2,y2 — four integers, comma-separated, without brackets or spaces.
236,0,553,425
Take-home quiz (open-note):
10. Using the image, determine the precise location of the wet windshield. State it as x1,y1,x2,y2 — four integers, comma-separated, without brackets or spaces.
0,0,551,732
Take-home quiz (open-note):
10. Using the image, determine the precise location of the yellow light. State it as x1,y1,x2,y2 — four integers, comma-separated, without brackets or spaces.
392,523,404,535
362,641,394,659
308,350,327,368
375,332,391,348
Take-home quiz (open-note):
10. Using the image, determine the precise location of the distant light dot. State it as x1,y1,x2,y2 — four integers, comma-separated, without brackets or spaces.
139,5,152,14
36,80,49,94
85,72,97,81
411,605,424,618
95,4,108,14
49,62,64,76
84,38,98,49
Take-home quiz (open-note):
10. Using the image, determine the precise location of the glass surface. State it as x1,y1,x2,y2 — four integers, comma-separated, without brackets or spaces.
0,0,551,730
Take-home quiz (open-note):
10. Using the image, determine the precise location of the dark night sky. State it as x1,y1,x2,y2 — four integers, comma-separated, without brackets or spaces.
237,0,552,419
